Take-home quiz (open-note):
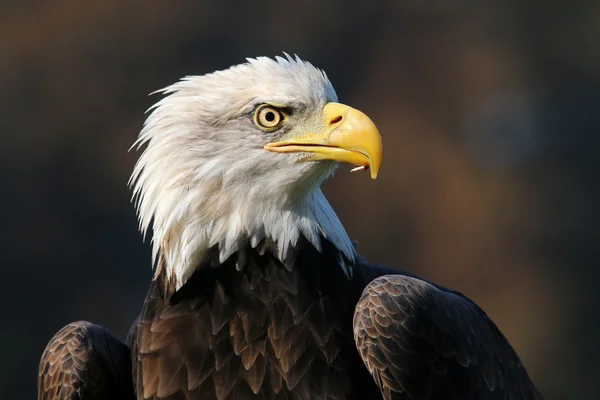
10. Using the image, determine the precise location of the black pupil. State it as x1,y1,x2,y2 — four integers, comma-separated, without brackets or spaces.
265,111,275,122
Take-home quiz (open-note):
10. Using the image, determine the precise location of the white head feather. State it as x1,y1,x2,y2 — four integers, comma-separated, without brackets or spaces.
130,55,356,290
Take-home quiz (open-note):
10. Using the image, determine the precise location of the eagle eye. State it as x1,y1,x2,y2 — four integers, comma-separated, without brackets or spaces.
254,105,284,130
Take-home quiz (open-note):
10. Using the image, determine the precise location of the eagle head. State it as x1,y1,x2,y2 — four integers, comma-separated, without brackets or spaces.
130,55,382,290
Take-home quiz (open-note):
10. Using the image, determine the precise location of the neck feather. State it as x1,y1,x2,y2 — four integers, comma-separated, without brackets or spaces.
149,187,356,291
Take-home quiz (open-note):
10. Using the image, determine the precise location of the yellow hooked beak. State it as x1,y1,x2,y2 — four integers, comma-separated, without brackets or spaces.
263,102,382,179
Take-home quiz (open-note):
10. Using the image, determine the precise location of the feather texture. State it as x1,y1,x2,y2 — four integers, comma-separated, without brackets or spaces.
131,237,379,400
37,321,134,400
353,274,543,400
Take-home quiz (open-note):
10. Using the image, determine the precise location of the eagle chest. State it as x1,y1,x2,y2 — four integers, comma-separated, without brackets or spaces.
133,256,370,400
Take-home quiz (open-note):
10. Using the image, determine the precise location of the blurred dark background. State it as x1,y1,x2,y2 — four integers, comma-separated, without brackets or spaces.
2,1,599,398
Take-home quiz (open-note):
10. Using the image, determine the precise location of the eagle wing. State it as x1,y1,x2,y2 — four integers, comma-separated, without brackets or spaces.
353,274,542,400
38,321,134,400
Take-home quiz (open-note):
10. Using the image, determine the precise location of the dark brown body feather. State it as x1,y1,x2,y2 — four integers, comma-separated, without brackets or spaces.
38,240,542,400
37,321,134,400
353,274,543,400
131,238,381,399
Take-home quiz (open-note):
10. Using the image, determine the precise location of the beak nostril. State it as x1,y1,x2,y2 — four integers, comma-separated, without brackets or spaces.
330,115,343,125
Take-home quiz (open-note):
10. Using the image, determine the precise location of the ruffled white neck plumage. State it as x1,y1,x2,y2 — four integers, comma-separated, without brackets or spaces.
139,182,355,290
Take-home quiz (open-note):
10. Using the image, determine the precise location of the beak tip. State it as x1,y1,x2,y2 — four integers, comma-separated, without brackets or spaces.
369,153,381,180
370,167,379,179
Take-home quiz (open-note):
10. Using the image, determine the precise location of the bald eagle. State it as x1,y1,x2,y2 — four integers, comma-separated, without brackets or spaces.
38,55,542,400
